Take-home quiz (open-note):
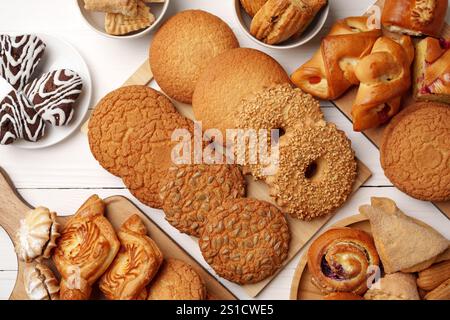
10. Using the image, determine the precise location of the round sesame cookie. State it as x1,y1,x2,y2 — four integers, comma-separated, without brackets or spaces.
192,48,290,134
199,198,290,284
160,164,246,237
235,83,324,179
267,121,357,220
147,258,206,300
381,102,450,201
150,10,239,104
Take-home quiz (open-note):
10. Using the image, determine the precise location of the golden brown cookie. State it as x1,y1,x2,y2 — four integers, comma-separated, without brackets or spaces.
267,121,357,220
160,164,246,237
381,102,450,201
88,86,193,208
199,198,290,284
147,258,206,300
240,0,268,17
192,48,290,134
150,10,239,104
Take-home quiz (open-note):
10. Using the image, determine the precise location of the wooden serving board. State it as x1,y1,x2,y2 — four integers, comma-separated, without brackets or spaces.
81,59,372,297
0,167,237,300
289,214,370,300
332,0,450,219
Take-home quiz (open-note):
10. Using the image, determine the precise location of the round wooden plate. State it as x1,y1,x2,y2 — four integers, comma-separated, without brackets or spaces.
289,214,371,300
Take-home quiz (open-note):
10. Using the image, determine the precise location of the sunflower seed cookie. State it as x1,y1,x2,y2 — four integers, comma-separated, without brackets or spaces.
160,164,246,237
150,10,239,104
147,258,206,300
199,198,290,284
381,102,450,201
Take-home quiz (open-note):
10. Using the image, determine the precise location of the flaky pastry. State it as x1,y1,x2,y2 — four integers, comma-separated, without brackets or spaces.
24,262,59,300
105,1,155,35
84,0,138,16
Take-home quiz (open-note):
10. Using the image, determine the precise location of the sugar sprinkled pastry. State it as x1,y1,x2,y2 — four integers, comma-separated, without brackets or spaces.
23,262,60,300
0,34,46,91
105,1,155,36
0,90,46,145
24,69,83,126
15,207,60,262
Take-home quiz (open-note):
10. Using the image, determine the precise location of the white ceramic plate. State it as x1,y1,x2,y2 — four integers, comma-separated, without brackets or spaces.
10,33,92,149
234,0,329,50
76,0,170,39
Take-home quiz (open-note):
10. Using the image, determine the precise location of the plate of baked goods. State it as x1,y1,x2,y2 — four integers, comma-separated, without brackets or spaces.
0,167,236,300
0,33,91,149
290,197,450,300
233,0,330,49
76,0,169,38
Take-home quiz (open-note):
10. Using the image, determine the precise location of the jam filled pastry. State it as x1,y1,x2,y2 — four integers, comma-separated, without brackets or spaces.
414,37,450,104
0,90,46,145
99,215,163,300
307,227,380,295
0,34,46,91
53,195,120,300
24,69,83,126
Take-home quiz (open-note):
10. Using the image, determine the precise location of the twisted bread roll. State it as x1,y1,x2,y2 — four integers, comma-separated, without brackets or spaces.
290,16,381,100
308,227,380,295
351,36,415,131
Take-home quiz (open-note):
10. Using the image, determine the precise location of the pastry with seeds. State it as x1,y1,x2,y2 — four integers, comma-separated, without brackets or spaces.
199,198,290,285
150,10,239,104
147,258,206,300
381,102,450,201
160,164,246,237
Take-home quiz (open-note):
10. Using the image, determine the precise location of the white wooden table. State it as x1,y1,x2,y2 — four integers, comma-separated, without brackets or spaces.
0,0,449,300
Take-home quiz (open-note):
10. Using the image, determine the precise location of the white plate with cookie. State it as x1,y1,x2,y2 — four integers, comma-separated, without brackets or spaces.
11,33,92,149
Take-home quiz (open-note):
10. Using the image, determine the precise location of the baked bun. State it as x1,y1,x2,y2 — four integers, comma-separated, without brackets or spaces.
381,0,448,37
323,292,364,300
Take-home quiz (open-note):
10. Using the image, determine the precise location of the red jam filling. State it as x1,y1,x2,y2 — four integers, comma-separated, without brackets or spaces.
439,38,450,50
377,105,391,124
308,76,322,84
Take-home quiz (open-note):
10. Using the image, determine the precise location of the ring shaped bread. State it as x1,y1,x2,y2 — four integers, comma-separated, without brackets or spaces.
381,102,450,201
192,48,290,134
150,10,239,104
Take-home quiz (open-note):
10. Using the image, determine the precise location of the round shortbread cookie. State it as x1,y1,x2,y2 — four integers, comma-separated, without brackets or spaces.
381,102,450,201
150,10,239,104
160,164,246,237
192,48,290,134
199,198,290,284
147,258,206,300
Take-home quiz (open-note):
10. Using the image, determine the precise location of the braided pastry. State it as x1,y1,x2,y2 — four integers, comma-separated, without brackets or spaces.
308,227,380,295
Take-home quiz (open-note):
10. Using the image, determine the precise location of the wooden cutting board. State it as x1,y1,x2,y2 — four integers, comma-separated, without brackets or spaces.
0,166,237,300
333,0,450,219
289,214,370,300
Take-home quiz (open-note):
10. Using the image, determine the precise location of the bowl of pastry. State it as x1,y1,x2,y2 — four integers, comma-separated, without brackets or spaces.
234,0,329,49
76,0,170,38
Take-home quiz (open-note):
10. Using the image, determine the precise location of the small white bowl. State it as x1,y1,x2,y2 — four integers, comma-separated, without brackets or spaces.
76,0,170,39
233,0,329,50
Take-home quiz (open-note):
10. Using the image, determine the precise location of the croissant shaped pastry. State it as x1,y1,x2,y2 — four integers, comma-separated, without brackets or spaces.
99,214,163,300
308,227,380,295
351,36,415,131
291,16,381,100
15,207,60,262
53,195,120,300
24,262,60,300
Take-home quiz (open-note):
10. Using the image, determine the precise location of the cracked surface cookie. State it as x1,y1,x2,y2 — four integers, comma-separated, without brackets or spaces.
199,198,290,284
160,164,246,237
150,10,238,104
147,258,206,300
381,102,450,201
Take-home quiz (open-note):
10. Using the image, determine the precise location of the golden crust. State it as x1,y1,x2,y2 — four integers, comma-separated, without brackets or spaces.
364,273,420,300
308,227,380,295
105,1,154,36
84,0,138,16
240,0,268,17
150,10,239,104
199,198,290,284
99,215,163,300
53,195,120,300
24,262,60,300
380,103,450,201
147,258,206,300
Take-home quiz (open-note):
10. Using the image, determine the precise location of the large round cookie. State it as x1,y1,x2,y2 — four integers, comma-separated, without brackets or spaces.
150,10,239,104
192,48,290,134
381,102,450,201
147,258,206,300
199,198,290,284
160,164,246,237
